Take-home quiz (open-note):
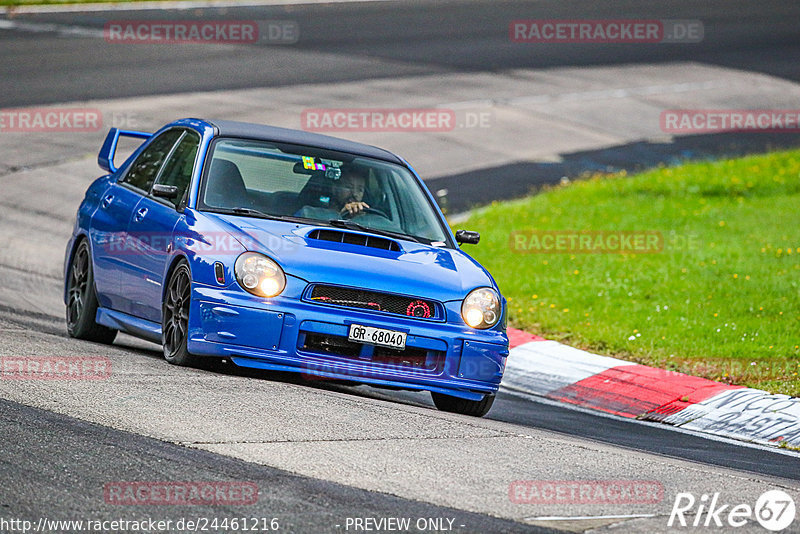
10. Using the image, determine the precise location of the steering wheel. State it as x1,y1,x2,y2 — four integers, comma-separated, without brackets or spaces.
341,206,391,220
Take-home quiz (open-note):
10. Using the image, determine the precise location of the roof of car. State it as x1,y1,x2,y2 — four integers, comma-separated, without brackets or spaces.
206,119,404,164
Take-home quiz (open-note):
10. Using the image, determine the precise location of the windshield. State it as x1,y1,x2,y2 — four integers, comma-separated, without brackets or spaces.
198,138,451,245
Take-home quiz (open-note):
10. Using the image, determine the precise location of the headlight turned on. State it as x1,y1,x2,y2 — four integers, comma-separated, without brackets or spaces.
461,287,501,329
235,252,286,298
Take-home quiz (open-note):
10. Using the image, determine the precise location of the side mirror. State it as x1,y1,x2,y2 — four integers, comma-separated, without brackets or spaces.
152,184,179,199
455,230,480,245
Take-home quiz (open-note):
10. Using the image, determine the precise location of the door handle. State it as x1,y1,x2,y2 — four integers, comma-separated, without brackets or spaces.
101,194,114,209
133,207,148,222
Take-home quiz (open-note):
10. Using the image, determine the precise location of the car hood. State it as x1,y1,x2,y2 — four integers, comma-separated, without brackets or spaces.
206,213,496,301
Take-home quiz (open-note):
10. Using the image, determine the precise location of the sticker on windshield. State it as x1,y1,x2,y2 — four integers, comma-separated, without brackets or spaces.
302,156,315,170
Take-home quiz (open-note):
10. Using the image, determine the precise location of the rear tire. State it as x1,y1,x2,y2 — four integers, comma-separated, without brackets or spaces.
431,391,495,417
65,240,117,344
162,260,196,366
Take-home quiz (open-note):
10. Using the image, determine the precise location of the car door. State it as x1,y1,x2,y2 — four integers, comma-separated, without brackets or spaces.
124,129,200,323
90,180,147,312
95,129,184,315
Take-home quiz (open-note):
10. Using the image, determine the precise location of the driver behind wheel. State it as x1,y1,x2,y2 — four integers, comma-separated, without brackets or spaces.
332,163,370,217
295,162,371,219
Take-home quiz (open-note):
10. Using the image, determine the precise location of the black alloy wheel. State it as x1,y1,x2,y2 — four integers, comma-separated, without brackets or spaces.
66,239,117,344
163,260,195,366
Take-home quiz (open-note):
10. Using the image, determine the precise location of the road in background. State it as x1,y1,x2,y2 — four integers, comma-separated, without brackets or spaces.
4,1,800,210
1,0,800,107
1,1,799,531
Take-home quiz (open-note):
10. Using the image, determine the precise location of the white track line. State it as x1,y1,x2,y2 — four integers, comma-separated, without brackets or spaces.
0,19,103,37
2,0,399,15
525,513,656,521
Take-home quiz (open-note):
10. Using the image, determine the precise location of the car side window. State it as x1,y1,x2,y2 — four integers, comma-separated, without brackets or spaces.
121,129,182,192
153,131,200,207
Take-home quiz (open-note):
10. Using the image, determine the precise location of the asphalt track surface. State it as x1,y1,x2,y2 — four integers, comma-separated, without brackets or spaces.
1,1,800,532
0,398,553,533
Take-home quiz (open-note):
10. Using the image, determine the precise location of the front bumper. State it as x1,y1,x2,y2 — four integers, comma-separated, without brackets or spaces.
187,283,508,401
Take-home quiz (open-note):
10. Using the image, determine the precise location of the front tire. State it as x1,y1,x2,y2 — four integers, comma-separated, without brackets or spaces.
162,260,196,366
66,239,117,344
431,392,495,417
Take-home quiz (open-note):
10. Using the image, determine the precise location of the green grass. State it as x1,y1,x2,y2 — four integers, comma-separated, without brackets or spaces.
461,150,800,395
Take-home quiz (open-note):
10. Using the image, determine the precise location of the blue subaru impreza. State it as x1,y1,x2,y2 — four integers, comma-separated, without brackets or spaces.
64,118,508,416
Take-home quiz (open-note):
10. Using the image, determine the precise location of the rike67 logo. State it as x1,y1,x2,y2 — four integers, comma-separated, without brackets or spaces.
669,490,796,531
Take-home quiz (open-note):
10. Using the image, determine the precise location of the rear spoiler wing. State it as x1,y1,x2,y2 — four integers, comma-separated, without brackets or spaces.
98,128,152,173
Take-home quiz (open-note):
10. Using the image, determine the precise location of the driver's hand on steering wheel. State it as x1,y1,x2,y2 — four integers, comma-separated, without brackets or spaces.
340,201,370,216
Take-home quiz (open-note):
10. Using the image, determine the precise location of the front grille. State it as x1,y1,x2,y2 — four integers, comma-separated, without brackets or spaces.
301,332,441,372
302,333,361,358
308,285,438,319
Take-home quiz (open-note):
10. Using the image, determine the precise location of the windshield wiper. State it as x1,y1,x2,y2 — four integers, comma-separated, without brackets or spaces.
210,207,311,224
328,219,423,244
230,207,271,217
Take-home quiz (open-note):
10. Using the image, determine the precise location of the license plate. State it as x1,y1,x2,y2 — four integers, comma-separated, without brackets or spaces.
348,324,407,350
